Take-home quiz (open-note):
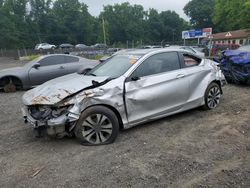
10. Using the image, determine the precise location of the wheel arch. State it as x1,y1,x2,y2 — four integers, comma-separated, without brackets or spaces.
210,80,223,94
0,75,23,88
82,104,124,130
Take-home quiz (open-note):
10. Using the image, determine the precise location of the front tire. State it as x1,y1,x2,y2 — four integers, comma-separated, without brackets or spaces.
203,82,221,110
75,106,119,146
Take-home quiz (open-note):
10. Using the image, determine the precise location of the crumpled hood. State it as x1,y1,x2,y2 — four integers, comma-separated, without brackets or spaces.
22,73,109,105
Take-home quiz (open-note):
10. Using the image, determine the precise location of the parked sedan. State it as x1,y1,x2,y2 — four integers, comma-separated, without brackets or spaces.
0,54,98,92
22,49,226,145
59,43,74,49
35,43,56,50
75,44,89,50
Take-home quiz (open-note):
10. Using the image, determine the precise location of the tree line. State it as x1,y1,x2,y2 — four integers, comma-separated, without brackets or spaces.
184,0,250,32
0,0,249,49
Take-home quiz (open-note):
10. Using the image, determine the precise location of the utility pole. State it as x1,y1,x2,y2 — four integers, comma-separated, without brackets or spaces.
172,29,175,44
102,17,107,45
208,35,213,58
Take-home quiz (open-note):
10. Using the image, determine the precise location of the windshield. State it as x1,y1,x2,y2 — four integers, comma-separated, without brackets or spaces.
87,54,141,78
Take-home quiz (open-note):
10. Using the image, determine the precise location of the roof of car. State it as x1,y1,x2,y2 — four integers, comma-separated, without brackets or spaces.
115,48,189,56
40,53,85,59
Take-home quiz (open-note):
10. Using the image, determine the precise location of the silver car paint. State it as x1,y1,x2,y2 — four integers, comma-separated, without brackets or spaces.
22,49,225,131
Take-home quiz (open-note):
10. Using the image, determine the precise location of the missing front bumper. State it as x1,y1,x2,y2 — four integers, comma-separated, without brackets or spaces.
22,106,80,137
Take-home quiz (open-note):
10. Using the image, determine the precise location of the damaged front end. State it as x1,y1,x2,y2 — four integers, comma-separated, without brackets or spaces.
22,103,81,137
22,73,113,137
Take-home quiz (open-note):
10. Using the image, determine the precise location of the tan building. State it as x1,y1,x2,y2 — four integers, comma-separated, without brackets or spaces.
212,29,250,45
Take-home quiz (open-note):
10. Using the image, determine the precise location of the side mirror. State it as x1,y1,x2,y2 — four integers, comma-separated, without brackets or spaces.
99,56,111,63
33,63,40,69
77,68,92,75
131,76,140,81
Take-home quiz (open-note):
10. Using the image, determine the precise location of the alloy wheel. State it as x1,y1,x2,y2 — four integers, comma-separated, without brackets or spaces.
207,86,221,109
81,114,113,144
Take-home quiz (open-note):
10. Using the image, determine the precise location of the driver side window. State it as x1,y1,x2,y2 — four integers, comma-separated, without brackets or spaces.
38,56,65,66
132,52,180,78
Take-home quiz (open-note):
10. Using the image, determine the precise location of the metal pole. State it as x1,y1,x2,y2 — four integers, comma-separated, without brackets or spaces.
209,37,212,58
102,17,107,45
172,29,175,44
161,40,164,47
126,40,129,49
17,49,21,60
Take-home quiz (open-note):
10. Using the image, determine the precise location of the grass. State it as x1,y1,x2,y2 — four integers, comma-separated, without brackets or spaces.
89,54,107,60
19,54,40,61
26,55,40,61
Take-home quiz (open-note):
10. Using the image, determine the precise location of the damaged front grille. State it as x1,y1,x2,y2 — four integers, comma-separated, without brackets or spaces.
28,105,70,121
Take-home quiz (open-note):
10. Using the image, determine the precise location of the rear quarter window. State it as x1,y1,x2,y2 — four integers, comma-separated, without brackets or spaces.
65,56,79,63
182,53,202,67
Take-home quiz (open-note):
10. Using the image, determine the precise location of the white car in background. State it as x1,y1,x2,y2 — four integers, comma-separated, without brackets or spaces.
35,43,56,50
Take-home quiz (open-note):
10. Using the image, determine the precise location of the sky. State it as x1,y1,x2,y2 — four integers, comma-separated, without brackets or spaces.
82,0,190,20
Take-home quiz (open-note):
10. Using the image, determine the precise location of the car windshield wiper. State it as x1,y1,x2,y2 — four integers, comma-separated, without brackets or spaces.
89,73,96,76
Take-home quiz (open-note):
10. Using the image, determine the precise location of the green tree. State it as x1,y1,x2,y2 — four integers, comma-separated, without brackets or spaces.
146,9,189,44
0,0,29,48
213,0,250,31
184,0,215,29
146,9,162,42
28,0,52,43
159,10,189,43
100,3,146,45
52,0,96,44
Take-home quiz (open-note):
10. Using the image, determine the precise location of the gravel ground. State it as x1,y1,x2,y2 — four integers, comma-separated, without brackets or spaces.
0,57,27,69
0,58,250,188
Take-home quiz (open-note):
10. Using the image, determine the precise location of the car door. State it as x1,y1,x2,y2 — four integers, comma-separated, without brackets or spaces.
125,52,189,124
28,55,68,86
62,56,81,74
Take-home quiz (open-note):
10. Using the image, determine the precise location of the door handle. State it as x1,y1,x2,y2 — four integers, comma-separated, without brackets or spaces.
59,66,64,69
176,74,185,79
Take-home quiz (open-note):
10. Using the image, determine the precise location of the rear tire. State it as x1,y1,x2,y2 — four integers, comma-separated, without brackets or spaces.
74,106,119,146
203,82,221,110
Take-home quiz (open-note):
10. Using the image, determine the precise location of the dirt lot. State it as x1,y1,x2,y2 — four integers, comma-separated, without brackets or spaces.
0,58,249,188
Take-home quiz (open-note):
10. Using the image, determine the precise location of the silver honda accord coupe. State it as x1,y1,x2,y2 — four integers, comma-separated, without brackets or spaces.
22,48,226,145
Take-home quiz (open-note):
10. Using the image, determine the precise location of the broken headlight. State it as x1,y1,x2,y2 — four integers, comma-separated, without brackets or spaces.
28,105,72,121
